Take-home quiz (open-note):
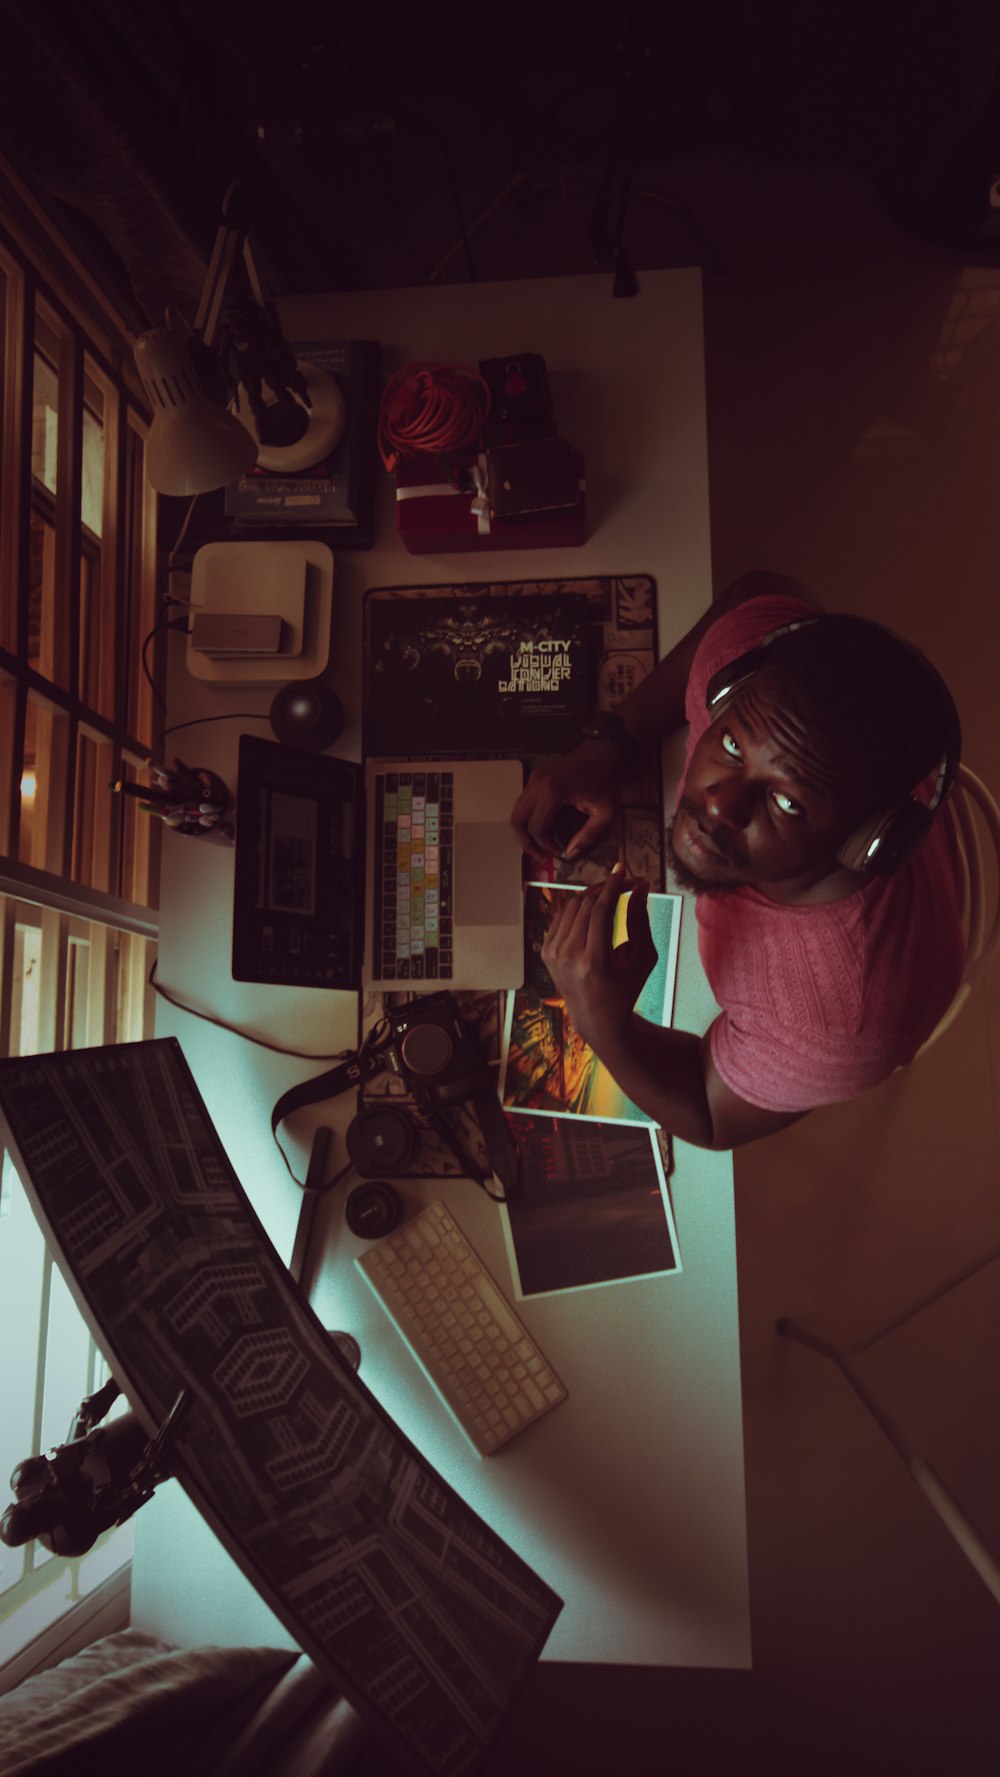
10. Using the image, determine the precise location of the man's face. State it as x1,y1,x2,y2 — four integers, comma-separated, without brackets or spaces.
667,667,869,899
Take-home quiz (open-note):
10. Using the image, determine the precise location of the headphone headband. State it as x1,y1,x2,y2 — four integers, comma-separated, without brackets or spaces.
704,615,961,876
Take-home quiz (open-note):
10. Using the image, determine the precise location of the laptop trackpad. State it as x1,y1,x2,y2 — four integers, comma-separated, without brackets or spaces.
455,824,521,926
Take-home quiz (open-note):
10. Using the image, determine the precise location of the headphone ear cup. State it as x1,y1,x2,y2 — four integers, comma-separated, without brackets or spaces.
704,621,821,718
837,809,887,874
837,799,933,876
704,660,757,718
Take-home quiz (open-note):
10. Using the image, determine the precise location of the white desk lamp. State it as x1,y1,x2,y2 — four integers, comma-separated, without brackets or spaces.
133,181,346,496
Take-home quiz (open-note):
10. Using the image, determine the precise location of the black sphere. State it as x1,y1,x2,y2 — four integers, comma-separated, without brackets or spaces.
270,680,344,750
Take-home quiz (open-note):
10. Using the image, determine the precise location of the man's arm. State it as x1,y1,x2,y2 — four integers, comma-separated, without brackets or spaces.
590,1016,806,1151
540,869,808,1151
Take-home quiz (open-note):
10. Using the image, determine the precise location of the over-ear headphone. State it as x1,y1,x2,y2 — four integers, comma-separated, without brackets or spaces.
704,617,961,877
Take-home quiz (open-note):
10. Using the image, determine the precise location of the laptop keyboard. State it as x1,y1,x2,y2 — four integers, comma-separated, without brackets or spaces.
373,770,454,980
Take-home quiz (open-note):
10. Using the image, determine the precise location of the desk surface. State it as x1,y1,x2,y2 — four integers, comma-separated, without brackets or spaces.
130,269,750,1669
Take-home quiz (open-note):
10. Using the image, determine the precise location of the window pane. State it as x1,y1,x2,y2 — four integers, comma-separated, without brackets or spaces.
31,310,59,498
0,254,17,657
9,904,53,1057
0,1150,133,1650
39,1262,92,1454
3,896,151,1056
0,1150,46,1603
29,304,71,690
116,752,158,909
113,930,155,1042
27,506,63,685
0,670,15,855
71,728,114,893
81,361,105,541
125,417,158,746
18,695,69,875
65,918,110,1049
78,548,116,720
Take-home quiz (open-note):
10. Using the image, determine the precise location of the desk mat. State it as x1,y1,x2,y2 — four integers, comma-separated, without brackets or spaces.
359,576,670,1184
0,1040,562,1777
362,575,663,890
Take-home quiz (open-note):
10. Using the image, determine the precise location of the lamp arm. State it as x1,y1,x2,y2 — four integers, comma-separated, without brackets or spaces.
195,181,259,349
196,222,243,349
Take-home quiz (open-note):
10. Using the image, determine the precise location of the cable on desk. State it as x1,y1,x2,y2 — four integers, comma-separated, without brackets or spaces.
141,616,189,715
161,712,272,737
422,1104,513,1205
377,361,491,473
148,960,393,1189
148,959,364,1063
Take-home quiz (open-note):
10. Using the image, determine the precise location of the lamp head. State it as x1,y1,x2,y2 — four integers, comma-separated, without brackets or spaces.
134,325,258,495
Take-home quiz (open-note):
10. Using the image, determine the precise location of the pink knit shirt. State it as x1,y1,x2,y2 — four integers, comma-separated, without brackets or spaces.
677,596,965,1112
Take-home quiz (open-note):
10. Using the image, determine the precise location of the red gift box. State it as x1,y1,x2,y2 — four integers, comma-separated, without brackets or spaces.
394,451,586,554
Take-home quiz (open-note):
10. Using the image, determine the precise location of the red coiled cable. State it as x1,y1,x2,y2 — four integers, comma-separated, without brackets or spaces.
377,361,491,473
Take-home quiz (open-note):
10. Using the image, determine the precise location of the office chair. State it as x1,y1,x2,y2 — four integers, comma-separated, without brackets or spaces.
778,765,1000,1607
917,763,1000,1054
777,1253,1000,1609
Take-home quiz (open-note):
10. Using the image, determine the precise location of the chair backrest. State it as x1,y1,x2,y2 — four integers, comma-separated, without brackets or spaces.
918,763,1000,1053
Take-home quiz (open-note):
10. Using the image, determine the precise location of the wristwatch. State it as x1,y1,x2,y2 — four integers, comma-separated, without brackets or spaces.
578,709,644,774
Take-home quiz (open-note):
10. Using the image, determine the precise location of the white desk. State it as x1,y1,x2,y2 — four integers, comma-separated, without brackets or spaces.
130,270,750,1669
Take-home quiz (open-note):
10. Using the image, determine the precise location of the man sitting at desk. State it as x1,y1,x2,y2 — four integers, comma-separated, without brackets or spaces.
510,572,964,1151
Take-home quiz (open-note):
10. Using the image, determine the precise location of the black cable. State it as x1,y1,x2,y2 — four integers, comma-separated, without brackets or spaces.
140,616,187,715
149,958,394,1189
275,1139,355,1194
162,712,271,737
147,958,366,1062
423,1105,509,1204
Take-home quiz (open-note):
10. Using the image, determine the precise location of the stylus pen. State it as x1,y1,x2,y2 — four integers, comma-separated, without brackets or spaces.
289,1126,333,1295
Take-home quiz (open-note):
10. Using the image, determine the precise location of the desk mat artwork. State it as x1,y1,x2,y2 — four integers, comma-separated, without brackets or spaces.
496,883,683,1298
0,1040,562,1777
362,575,664,890
359,576,667,1180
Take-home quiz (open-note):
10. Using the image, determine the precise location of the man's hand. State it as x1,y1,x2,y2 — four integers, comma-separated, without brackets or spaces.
540,866,808,1149
511,740,625,864
541,866,658,1049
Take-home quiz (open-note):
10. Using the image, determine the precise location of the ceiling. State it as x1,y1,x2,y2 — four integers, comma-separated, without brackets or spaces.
5,0,1000,321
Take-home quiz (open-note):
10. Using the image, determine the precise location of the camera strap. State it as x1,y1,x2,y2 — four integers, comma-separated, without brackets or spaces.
270,1023,390,1140
469,1081,520,1196
270,1057,362,1142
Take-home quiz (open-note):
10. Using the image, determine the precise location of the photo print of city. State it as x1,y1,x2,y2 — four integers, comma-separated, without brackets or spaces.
500,1114,680,1299
500,883,681,1123
498,884,683,1298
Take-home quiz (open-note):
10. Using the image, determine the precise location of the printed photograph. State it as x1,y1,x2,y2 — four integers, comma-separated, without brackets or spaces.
500,884,681,1123
500,1114,681,1297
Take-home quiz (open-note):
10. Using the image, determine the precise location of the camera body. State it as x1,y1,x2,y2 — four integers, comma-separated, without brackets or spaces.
384,992,491,1109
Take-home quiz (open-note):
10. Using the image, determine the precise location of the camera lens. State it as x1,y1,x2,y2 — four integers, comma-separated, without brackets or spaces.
345,1182,403,1240
346,1108,416,1176
399,1023,453,1077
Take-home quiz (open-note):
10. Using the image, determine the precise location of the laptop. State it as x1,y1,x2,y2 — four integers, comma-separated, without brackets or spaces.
233,736,524,992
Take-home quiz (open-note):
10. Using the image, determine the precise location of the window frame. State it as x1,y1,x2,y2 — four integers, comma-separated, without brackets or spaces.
0,149,164,1682
2,234,164,897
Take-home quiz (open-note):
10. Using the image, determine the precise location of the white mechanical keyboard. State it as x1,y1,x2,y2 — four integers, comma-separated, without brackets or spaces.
355,1200,567,1457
